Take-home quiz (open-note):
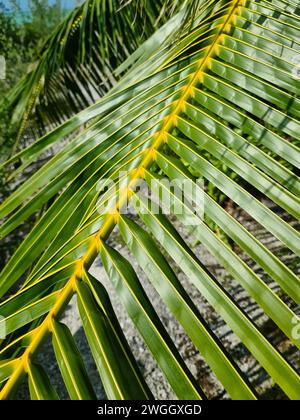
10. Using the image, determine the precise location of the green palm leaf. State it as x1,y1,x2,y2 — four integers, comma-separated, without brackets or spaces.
0,0,299,400
0,0,189,145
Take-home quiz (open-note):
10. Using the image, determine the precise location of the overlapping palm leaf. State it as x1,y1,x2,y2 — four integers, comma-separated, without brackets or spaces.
0,0,193,145
0,0,300,400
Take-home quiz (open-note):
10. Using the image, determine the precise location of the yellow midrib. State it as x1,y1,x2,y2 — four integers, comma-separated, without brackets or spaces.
0,0,244,400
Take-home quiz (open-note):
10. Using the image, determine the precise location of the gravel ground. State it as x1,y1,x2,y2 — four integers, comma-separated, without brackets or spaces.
17,202,300,400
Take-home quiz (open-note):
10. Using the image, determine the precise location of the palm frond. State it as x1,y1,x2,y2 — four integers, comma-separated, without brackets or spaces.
1,0,191,148
0,0,300,400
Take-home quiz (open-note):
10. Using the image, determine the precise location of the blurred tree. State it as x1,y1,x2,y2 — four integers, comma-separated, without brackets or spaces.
0,1,65,164
0,1,64,96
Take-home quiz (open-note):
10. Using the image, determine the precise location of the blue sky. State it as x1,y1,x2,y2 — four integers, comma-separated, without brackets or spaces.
18,1,80,10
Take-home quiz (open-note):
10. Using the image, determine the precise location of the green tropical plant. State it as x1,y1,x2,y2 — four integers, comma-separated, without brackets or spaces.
0,0,300,400
0,0,186,145
0,0,65,161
